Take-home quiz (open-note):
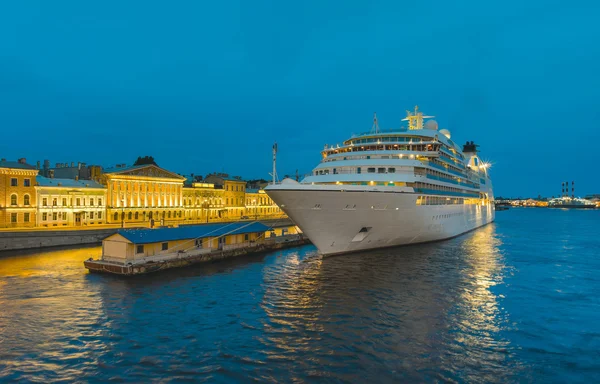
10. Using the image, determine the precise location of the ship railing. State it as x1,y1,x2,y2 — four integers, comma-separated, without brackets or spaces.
423,174,477,189
426,161,465,177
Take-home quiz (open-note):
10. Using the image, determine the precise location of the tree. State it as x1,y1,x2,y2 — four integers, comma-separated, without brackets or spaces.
133,156,157,166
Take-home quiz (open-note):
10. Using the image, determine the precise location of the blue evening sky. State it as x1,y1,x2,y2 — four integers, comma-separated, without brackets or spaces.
1,0,599,197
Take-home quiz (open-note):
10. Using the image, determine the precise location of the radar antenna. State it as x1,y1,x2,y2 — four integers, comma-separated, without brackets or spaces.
401,105,434,130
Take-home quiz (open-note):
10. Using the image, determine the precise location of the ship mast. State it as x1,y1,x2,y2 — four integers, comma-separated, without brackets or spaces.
370,112,380,134
402,105,434,130
270,142,278,185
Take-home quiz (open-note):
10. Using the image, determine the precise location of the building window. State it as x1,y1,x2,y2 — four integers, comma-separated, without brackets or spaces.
367,168,375,173
42,213,47,221
24,194,30,206
135,212,139,220
90,212,94,219
98,212,102,219
10,194,17,206
53,198,57,206
113,213,118,221
24,213,30,223
378,168,386,173
168,211,171,218
24,179,31,187
52,212,57,221
388,168,396,173
43,198,47,206
76,198,81,206
10,178,17,187
11,213,17,223
90,198,94,206
357,167,361,174
161,242,168,251
98,198,102,206
62,198,67,206
136,245,144,254
62,212,67,220
128,212,132,220
244,234,249,241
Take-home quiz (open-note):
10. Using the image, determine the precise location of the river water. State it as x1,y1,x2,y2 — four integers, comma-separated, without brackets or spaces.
0,208,599,383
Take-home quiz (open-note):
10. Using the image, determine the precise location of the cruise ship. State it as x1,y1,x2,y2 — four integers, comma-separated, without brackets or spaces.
265,107,495,255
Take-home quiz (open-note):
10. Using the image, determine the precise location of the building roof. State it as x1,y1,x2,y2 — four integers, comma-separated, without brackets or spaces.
103,164,186,180
0,160,37,170
102,164,146,173
115,222,271,244
36,175,105,188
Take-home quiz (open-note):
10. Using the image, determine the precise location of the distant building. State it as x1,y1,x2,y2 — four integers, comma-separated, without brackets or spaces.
101,164,187,226
35,176,107,227
0,158,38,228
37,160,103,182
203,173,248,219
245,189,282,219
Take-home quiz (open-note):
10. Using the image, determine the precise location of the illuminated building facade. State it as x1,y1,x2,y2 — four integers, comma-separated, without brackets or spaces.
0,160,287,229
182,183,223,222
36,176,107,227
102,164,186,226
245,189,283,220
0,159,38,228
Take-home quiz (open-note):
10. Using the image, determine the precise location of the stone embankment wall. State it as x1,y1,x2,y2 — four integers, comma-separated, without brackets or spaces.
0,229,119,252
0,219,297,252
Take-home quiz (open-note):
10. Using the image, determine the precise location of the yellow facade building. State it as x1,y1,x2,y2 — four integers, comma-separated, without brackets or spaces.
182,182,224,222
35,176,107,227
102,164,187,226
245,189,283,220
1,160,286,230
0,159,38,228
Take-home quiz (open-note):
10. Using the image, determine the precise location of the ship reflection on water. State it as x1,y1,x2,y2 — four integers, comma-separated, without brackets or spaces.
258,224,517,382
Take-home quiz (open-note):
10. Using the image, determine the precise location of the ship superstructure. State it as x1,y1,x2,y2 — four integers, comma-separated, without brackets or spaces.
266,107,495,255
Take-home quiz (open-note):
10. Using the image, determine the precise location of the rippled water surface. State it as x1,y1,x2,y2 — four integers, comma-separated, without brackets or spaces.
1,208,599,383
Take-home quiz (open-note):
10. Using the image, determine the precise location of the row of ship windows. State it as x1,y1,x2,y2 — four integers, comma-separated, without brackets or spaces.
316,167,397,175
432,212,464,220
323,154,419,162
417,196,466,205
348,136,429,144
311,197,481,210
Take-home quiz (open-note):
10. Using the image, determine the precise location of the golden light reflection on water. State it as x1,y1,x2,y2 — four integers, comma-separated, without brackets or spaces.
258,224,512,381
0,246,107,381
456,225,505,336
0,246,101,278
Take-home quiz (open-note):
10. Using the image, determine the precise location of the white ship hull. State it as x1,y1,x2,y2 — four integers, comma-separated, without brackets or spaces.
267,186,495,255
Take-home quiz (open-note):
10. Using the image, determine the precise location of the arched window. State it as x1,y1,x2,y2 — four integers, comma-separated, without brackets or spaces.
23,194,30,206
113,212,118,221
135,212,139,220
128,212,132,220
10,194,17,206
168,211,171,218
